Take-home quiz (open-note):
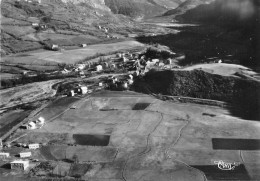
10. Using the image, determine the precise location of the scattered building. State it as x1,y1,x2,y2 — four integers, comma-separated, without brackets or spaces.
19,152,32,158
28,143,40,150
218,59,222,63
99,82,103,87
0,152,10,159
11,160,29,170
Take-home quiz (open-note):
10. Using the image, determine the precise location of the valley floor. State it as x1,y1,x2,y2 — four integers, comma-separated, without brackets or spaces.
1,91,260,180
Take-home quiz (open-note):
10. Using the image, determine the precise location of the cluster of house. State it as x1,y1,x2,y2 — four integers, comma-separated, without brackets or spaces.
67,85,88,97
23,117,45,130
0,143,40,171
106,74,134,91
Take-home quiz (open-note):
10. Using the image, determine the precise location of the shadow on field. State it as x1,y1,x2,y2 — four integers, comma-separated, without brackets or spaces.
212,138,260,150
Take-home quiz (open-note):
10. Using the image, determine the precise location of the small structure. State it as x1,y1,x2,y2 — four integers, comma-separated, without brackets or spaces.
27,122,36,130
152,59,159,64
52,44,59,50
19,152,32,158
11,160,29,170
218,59,222,63
68,90,75,97
81,44,87,47
99,82,103,87
37,117,45,125
110,64,116,68
128,79,134,85
0,139,2,149
96,65,103,72
79,86,88,95
28,143,40,150
106,35,110,39
0,152,10,159
129,74,133,80
166,58,172,65
32,23,39,27
77,64,85,70
122,82,128,89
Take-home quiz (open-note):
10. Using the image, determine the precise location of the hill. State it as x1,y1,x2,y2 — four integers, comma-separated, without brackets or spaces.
163,0,214,17
0,0,140,55
132,69,260,120
104,0,185,18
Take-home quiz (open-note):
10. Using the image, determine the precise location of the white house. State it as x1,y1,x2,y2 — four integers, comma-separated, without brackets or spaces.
122,82,128,89
32,23,39,27
218,59,222,63
128,79,134,85
81,44,87,47
28,143,40,150
27,122,36,130
0,152,10,159
99,82,103,87
52,44,59,50
129,74,133,80
77,64,85,70
79,86,88,95
19,152,32,158
11,160,29,170
37,117,45,125
152,59,160,63
68,90,75,97
96,65,103,72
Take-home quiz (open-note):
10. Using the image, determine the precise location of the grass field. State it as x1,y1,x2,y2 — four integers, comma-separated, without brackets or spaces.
1,40,144,65
7,90,260,180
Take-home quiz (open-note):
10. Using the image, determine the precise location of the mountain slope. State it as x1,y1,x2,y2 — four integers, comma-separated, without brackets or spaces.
0,0,138,55
163,0,214,16
104,0,185,18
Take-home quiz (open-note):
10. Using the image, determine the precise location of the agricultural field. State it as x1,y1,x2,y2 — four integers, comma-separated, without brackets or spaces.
3,90,260,181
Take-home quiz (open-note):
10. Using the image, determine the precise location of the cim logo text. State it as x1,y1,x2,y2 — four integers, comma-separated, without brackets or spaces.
214,160,240,171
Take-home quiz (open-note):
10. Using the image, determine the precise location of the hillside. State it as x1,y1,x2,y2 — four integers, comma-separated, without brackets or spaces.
104,0,185,18
0,0,140,55
132,69,260,120
163,0,214,16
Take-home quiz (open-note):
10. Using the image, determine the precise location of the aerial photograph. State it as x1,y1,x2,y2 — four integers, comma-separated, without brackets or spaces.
0,0,259,180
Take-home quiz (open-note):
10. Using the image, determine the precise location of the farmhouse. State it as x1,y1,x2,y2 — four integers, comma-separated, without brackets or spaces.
28,143,40,150
19,152,32,158
10,160,29,170
0,152,10,159
81,44,87,47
